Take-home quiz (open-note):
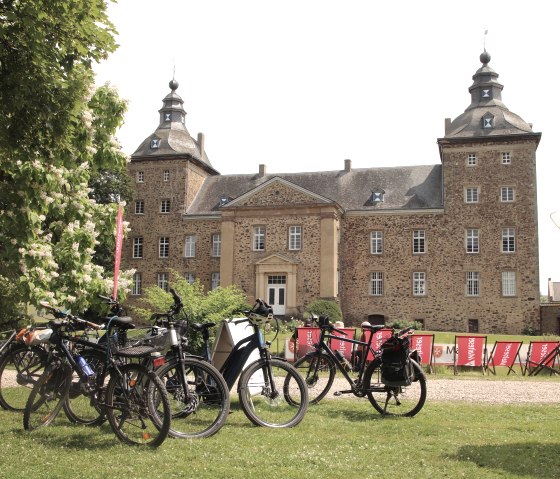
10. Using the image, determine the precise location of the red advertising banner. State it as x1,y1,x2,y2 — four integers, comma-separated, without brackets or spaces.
296,328,321,359
112,206,124,299
410,334,434,367
486,341,523,375
329,328,356,360
454,335,487,374
527,341,559,368
361,328,393,361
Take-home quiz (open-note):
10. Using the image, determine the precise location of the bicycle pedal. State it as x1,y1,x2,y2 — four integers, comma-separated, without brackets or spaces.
333,391,342,396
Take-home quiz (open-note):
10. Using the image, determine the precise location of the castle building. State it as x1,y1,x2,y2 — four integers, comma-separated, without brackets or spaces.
123,51,541,334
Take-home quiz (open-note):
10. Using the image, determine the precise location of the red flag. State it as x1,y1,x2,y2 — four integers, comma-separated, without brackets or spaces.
112,206,124,299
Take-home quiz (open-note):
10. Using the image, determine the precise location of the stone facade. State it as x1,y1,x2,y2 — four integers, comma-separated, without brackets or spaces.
122,52,543,334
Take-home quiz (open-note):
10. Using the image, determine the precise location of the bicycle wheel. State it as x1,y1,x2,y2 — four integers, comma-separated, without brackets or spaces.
23,363,72,431
292,352,336,404
156,357,230,439
238,358,308,428
105,363,170,447
63,349,107,426
0,344,47,411
364,358,427,417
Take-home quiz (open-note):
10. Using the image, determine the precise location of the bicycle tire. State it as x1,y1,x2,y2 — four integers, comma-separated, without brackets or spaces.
0,344,48,411
63,349,107,426
364,358,427,417
23,362,72,431
292,352,336,404
105,363,171,447
156,357,230,439
238,358,308,428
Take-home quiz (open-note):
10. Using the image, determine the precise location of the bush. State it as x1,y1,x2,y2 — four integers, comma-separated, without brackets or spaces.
387,319,424,331
304,299,343,323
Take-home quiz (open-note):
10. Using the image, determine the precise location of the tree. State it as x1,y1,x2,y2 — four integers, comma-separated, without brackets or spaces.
0,0,131,321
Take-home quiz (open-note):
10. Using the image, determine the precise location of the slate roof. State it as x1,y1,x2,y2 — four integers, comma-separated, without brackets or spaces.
186,164,443,215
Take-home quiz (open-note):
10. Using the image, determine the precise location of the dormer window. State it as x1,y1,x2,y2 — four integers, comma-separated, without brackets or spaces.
481,88,492,99
164,113,171,122
482,113,494,129
371,190,385,203
150,138,160,149
219,196,230,206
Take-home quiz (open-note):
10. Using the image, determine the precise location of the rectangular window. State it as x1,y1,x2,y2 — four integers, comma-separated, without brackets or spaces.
370,272,383,296
157,273,168,291
370,231,383,255
413,272,426,296
132,273,141,295
500,187,515,202
185,272,195,284
465,187,479,203
413,230,425,254
211,272,220,290
468,319,479,333
160,199,171,213
184,235,196,257
466,229,479,254
135,200,144,215
163,170,170,182
466,271,480,296
501,152,511,164
502,228,516,253
132,237,143,259
137,171,144,183
159,237,169,258
212,233,221,257
502,271,517,297
467,153,477,166
289,226,302,250
253,226,265,251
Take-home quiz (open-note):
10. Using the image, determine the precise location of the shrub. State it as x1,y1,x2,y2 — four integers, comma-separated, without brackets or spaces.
387,319,424,331
304,299,343,323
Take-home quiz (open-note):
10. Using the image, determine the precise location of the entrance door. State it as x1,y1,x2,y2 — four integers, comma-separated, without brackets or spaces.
267,275,286,315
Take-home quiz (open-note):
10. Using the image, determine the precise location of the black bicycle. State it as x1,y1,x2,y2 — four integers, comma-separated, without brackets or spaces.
292,315,427,417
23,301,171,447
158,292,309,428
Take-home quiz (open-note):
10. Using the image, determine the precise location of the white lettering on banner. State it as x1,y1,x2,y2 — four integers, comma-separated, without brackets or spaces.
414,336,423,352
306,331,313,345
500,343,512,366
467,337,476,365
540,343,549,361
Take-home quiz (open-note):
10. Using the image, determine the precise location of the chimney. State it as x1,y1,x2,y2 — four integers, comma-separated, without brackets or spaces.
344,159,351,172
259,164,266,177
444,118,451,135
197,132,205,156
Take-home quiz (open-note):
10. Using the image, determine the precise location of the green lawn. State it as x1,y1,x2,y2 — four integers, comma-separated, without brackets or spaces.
1,391,559,479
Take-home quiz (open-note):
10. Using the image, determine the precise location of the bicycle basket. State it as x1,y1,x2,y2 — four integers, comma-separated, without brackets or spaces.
380,336,413,386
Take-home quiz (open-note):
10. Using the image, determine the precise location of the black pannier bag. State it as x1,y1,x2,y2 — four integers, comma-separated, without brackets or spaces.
380,335,415,387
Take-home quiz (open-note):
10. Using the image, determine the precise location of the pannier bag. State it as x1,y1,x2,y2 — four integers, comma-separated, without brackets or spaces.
380,335,415,387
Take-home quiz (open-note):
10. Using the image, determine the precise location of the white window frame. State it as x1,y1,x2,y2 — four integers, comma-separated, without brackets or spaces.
370,231,383,255
159,237,169,258
370,272,383,296
160,199,171,214
466,229,480,254
132,272,141,295
466,271,480,297
184,235,196,257
135,200,144,215
502,228,516,253
163,170,170,182
185,272,195,284
465,187,479,204
502,271,517,297
467,153,477,166
500,186,515,202
413,272,426,296
132,237,143,259
413,230,425,254
212,233,221,257
157,272,169,291
211,272,220,290
137,171,144,183
289,226,302,251
501,152,511,164
253,226,265,251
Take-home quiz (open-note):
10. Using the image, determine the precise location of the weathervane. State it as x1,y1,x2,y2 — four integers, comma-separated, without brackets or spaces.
483,28,488,51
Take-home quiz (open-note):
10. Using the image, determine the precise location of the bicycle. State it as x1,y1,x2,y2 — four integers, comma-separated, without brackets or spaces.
0,325,49,411
145,290,230,439
158,291,309,428
23,301,171,447
292,315,427,417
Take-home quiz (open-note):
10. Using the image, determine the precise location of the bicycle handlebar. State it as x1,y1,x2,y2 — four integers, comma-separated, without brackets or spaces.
39,301,102,330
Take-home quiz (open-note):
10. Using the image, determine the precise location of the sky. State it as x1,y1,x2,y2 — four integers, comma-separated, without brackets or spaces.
94,0,560,296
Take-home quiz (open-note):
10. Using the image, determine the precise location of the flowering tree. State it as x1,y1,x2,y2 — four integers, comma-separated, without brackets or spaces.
0,0,132,319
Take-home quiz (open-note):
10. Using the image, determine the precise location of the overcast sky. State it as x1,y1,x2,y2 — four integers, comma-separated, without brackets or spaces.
94,0,560,296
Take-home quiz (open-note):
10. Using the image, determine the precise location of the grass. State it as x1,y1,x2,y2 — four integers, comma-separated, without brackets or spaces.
0,392,559,479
